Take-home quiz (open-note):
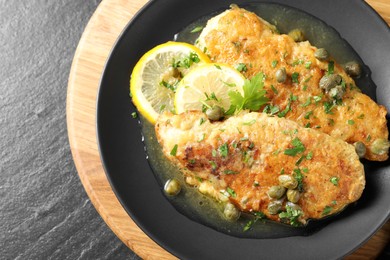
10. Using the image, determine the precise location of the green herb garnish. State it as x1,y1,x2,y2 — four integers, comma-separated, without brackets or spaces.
323,101,335,114
228,73,269,114
271,85,278,94
223,170,239,175
291,72,299,83
300,97,311,107
190,26,203,33
226,187,237,198
284,137,306,156
160,80,177,92
327,61,334,75
330,176,339,186
293,168,304,192
236,63,248,72
170,144,178,156
279,205,303,227
322,206,332,216
219,143,229,158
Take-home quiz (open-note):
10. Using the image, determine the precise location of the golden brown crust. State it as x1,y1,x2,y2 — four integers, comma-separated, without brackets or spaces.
156,111,365,222
197,7,389,161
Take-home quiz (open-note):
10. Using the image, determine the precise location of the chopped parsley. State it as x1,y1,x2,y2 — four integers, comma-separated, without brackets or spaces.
199,117,206,125
190,26,203,33
236,63,248,72
210,160,217,170
219,143,229,158
304,75,313,83
263,104,280,115
284,137,306,156
293,168,304,192
295,155,304,166
304,111,313,119
271,85,278,94
271,60,278,68
313,95,322,104
160,80,177,92
348,120,355,125
197,133,205,142
292,59,304,66
278,100,292,117
170,144,178,156
279,205,303,227
226,187,237,198
243,211,266,231
300,97,311,107
291,72,299,83
322,206,333,216
330,176,339,186
323,101,335,114
173,52,200,69
327,61,335,75
131,112,137,119
223,169,239,175
243,119,256,126
306,151,313,160
305,61,312,69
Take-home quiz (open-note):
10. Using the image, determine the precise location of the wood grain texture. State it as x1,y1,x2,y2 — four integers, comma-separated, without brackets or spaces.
67,0,390,259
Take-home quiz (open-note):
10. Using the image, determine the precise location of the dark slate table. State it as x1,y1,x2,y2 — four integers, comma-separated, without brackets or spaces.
0,1,139,259
1,1,389,259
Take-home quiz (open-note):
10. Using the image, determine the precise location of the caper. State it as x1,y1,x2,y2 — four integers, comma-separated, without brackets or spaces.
344,61,362,77
314,48,329,61
371,139,390,155
328,85,345,100
223,202,241,221
319,74,342,92
268,201,283,215
206,106,224,121
287,189,301,203
288,29,305,42
278,175,298,189
275,67,287,83
354,141,366,158
164,179,181,196
267,185,286,199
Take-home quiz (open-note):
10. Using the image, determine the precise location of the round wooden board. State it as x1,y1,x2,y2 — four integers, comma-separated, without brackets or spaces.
67,0,390,259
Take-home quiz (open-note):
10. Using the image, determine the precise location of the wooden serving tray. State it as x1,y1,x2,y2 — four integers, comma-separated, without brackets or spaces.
67,0,390,258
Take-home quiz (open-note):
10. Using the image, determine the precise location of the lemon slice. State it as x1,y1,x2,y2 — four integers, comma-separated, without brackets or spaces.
175,63,245,114
130,41,210,124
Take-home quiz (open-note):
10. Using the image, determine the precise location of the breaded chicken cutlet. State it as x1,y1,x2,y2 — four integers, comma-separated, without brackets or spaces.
196,6,389,161
156,111,365,225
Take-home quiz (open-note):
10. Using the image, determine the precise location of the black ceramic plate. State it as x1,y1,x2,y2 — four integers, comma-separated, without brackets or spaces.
97,0,390,259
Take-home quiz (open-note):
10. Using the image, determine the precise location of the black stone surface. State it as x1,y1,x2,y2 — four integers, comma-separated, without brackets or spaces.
0,1,139,259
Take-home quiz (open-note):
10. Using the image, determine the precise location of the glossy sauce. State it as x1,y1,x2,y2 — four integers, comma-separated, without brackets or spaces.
140,3,372,238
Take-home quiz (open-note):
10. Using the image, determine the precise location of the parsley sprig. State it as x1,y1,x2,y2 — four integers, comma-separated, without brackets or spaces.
226,73,269,115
